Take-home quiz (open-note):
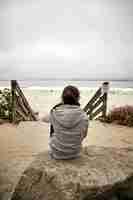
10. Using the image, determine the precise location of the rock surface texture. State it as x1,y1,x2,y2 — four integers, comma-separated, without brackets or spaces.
11,146,133,200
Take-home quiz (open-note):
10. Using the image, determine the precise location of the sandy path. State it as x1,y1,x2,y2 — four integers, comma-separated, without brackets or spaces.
0,121,133,199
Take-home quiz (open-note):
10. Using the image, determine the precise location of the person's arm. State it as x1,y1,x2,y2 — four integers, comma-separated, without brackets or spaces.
81,116,89,140
40,103,62,123
81,124,88,140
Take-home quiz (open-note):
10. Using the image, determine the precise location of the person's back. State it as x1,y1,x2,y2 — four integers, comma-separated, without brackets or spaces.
41,85,89,159
49,103,88,159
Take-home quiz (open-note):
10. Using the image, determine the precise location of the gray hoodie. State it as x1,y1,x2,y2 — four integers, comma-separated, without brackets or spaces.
49,104,89,159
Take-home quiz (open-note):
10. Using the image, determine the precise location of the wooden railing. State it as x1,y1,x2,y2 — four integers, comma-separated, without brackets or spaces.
11,80,37,123
84,82,109,120
10,80,109,122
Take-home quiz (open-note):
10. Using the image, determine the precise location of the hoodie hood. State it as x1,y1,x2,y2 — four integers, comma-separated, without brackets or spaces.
50,104,85,129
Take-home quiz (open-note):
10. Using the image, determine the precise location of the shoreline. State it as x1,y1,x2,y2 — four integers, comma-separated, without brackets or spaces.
1,85,133,90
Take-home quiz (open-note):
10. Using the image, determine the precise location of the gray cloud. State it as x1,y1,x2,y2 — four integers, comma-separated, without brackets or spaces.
0,0,133,79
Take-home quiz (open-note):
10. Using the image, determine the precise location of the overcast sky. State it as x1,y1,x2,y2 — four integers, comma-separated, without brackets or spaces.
0,0,133,80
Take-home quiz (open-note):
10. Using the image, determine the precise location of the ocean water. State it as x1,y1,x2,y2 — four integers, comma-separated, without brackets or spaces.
0,80,133,95
0,79,133,88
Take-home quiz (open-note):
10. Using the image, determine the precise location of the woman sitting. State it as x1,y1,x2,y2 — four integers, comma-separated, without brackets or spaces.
42,85,89,160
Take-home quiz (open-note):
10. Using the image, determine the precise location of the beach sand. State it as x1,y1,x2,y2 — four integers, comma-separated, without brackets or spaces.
0,120,133,199
0,92,133,199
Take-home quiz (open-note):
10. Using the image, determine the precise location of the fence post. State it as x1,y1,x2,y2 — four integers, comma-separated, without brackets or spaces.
102,82,109,119
11,80,16,122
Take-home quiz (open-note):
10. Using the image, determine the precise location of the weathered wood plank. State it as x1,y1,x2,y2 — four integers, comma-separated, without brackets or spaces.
11,80,37,123
16,108,29,121
15,82,36,120
15,93,29,116
86,95,104,115
90,104,104,120
15,111,24,123
83,87,101,112
84,82,109,120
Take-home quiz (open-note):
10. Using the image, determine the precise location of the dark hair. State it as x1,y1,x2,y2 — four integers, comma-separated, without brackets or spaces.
61,85,80,105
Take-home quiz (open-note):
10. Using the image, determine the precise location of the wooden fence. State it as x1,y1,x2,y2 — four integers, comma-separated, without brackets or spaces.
84,82,109,120
10,80,109,123
10,80,37,123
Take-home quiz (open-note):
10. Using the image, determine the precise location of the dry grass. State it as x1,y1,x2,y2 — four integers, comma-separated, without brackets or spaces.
105,105,133,127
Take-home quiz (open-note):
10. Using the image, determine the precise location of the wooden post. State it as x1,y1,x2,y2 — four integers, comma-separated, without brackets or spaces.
11,80,16,122
102,82,109,119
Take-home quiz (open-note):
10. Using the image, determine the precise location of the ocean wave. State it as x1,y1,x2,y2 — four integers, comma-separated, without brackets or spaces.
109,88,133,95
24,86,64,90
1,85,133,95
23,86,133,95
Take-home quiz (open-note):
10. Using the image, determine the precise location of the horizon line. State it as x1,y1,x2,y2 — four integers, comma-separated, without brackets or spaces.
0,78,133,82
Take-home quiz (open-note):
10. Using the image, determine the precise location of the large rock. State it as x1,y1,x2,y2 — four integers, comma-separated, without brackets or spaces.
11,146,133,200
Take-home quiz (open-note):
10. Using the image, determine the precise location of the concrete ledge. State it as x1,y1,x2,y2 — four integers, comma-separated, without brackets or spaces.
11,146,133,200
